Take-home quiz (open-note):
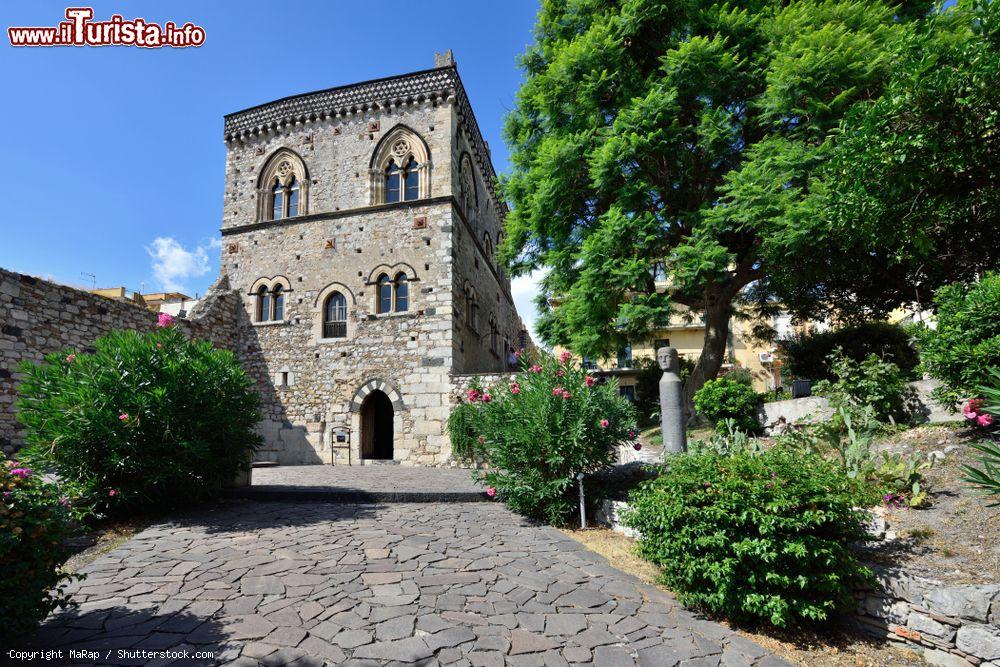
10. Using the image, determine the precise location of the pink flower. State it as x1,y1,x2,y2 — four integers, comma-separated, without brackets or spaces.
628,429,637,438
485,486,497,498
157,312,175,328
530,365,542,373
156,343,163,349
633,443,642,451
600,419,610,428
560,351,572,364
557,369,564,377
467,389,480,403
482,392,493,404
978,413,994,427
585,376,595,387
510,383,520,395
562,390,571,399
118,413,129,421
10,468,31,479
65,354,76,363
552,387,564,396
515,349,523,358
968,398,985,412
59,496,72,508
108,489,117,497
964,409,978,421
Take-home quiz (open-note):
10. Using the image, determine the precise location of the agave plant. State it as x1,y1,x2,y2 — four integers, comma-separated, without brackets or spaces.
961,368,1000,505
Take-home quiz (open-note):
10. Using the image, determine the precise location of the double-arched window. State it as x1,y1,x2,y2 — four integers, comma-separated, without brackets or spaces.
370,126,430,204
322,292,347,338
463,283,479,331
257,149,308,222
256,284,284,322
376,272,409,314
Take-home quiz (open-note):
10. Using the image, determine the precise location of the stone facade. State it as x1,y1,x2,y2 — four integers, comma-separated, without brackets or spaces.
220,58,530,466
0,269,238,455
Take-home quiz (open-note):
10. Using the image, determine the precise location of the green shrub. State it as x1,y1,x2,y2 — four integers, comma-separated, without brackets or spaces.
17,325,262,517
814,350,912,422
777,322,918,382
448,352,637,525
914,272,1000,406
623,448,877,627
1,460,87,644
721,366,754,386
693,378,761,433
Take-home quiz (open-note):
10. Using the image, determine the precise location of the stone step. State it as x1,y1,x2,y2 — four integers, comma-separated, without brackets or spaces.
228,487,488,503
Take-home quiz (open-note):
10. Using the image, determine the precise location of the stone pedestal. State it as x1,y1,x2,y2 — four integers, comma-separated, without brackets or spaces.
657,347,687,455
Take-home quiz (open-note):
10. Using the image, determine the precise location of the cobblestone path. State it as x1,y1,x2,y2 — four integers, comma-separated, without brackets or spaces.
28,501,786,666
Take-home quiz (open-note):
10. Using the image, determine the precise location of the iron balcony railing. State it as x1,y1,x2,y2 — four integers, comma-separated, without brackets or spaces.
323,321,347,338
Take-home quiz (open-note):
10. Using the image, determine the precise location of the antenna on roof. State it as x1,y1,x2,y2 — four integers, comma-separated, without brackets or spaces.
81,272,96,289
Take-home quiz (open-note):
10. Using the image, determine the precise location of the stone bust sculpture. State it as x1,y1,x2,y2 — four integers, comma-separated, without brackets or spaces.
657,346,679,374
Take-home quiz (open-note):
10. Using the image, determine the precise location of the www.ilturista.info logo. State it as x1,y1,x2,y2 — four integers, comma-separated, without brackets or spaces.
8,7,205,48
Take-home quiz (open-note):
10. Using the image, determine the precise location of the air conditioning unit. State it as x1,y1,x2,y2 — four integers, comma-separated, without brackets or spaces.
758,352,774,364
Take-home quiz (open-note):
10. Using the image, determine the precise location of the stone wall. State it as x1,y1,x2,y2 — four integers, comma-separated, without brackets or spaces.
0,268,239,455
852,567,1000,666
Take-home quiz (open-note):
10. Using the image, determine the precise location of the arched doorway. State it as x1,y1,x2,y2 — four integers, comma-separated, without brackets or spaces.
360,390,393,460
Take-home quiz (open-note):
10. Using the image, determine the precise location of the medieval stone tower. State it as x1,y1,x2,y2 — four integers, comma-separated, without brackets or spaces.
219,52,529,466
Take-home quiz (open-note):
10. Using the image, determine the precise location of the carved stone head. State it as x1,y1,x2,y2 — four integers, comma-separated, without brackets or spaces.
657,346,679,373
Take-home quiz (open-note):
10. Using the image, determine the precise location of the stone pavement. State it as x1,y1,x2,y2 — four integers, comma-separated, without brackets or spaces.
238,466,487,503
26,500,787,666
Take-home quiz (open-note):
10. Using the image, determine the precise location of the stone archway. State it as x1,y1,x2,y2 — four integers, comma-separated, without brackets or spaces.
348,379,404,464
360,390,393,460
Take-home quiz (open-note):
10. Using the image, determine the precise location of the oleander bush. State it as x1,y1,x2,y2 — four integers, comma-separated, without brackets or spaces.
623,448,877,627
448,352,637,524
17,322,261,517
693,377,761,433
1,460,87,645
914,272,1000,406
777,322,918,382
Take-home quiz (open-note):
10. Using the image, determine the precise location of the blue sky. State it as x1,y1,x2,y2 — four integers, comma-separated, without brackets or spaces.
0,1,544,337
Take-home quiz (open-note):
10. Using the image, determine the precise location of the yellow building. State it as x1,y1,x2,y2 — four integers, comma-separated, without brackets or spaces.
554,308,783,395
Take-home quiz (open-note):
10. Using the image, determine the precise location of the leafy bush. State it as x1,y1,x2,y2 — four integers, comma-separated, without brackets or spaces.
448,352,637,525
1,460,87,645
17,325,261,517
814,350,912,423
693,378,761,433
623,448,877,627
778,322,919,382
914,272,1000,406
721,366,754,386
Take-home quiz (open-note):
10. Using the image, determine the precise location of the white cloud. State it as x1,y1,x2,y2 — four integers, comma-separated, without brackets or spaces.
510,269,547,346
145,236,213,293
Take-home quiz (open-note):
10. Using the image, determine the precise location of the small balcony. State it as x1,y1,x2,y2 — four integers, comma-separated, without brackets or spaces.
323,321,347,339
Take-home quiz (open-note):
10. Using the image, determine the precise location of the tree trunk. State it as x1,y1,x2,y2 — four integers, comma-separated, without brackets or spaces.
682,302,733,419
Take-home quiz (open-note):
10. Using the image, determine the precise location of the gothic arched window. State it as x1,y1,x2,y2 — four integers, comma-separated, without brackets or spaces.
377,274,392,314
256,285,271,322
489,315,499,353
257,149,309,221
323,292,347,338
272,285,284,321
394,273,409,312
370,126,431,204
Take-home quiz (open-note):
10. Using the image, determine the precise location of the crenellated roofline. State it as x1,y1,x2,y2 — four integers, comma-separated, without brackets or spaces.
223,65,507,219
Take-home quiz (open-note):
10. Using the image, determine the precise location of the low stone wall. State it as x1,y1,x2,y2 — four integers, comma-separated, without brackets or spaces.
0,268,239,455
852,568,1000,666
758,396,832,434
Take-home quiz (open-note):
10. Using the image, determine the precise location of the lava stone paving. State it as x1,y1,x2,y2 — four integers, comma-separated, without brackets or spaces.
27,500,786,666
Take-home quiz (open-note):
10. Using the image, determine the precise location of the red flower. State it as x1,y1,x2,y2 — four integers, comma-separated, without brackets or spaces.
486,486,497,498
633,443,642,451
600,419,610,428
585,376,595,387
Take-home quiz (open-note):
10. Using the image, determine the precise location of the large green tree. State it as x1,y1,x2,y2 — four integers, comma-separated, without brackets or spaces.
500,0,966,400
